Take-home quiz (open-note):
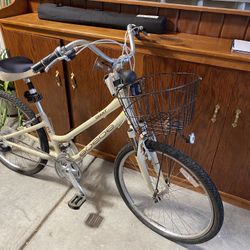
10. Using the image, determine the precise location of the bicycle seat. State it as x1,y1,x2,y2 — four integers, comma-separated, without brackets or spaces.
0,56,33,73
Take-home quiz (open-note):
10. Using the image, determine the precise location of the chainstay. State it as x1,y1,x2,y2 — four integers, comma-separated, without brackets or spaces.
9,151,55,168
1,137,57,167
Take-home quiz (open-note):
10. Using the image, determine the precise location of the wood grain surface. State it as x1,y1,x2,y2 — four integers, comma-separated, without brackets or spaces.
1,0,250,206
158,8,179,33
211,72,250,200
63,43,129,155
177,10,201,34
91,0,250,16
70,0,86,8
1,13,250,72
2,28,71,135
220,15,249,39
198,12,224,37
0,0,27,18
13,0,250,38
142,55,235,174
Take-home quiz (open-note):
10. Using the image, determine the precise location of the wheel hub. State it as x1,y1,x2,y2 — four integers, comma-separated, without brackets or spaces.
0,142,11,152
153,185,170,203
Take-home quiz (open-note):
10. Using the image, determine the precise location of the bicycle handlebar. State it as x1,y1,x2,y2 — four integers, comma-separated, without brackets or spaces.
32,24,144,73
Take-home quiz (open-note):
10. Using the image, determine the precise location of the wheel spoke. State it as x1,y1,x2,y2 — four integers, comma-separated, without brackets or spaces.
115,143,223,243
0,93,48,174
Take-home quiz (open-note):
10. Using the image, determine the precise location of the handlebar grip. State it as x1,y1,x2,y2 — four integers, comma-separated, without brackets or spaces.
42,51,59,66
32,51,59,73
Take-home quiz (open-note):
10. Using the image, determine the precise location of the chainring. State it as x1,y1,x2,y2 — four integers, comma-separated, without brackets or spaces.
55,153,81,182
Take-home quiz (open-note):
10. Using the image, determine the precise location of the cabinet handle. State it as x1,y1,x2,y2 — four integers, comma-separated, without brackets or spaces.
71,72,77,90
232,109,241,128
55,70,62,87
211,104,220,123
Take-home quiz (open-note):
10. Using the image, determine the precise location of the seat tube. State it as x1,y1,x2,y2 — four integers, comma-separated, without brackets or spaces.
24,78,60,153
35,101,60,153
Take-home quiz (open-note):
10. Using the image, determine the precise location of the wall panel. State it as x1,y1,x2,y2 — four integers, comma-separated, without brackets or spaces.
70,0,86,8
86,0,103,10
158,8,179,32
138,6,158,15
198,12,224,37
120,4,139,14
103,2,120,12
220,15,249,39
178,10,201,34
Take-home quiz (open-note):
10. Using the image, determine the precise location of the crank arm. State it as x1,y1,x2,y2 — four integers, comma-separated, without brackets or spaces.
66,170,86,196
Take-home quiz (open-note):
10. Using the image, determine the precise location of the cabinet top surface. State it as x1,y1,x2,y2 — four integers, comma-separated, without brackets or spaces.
1,13,250,70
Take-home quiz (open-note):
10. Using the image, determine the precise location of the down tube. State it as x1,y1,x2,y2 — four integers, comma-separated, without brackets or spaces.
72,112,127,161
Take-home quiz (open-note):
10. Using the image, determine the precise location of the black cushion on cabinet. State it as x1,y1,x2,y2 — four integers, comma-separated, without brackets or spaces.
0,57,33,73
38,3,167,34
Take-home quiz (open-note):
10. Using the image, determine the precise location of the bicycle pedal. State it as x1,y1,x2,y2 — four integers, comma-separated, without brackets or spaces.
68,193,86,210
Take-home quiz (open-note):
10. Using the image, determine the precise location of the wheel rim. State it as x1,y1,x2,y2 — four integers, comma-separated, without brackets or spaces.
118,149,214,240
0,97,43,172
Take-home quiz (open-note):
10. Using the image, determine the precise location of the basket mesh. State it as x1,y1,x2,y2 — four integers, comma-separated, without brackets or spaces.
117,72,201,135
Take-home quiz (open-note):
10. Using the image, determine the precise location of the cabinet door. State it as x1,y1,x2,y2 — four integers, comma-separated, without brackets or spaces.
63,42,128,156
2,28,70,135
211,71,250,200
143,55,235,174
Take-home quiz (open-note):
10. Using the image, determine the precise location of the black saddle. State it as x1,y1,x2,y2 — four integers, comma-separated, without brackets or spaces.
0,56,33,73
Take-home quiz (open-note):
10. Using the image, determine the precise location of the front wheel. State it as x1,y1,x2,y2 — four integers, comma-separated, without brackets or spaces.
114,141,224,244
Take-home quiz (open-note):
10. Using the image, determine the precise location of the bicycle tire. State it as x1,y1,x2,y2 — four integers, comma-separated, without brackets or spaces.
114,141,224,244
0,90,49,176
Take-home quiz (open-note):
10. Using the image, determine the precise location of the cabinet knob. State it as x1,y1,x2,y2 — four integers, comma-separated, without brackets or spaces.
71,72,77,90
211,104,220,123
55,70,62,87
232,109,241,128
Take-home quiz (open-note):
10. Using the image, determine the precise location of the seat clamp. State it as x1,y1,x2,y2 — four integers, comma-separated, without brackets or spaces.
24,91,43,103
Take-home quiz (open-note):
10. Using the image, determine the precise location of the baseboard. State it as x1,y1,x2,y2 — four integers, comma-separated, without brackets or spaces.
76,143,250,210
219,191,250,210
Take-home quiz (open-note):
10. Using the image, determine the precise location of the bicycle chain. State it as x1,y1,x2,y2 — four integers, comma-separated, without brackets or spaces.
10,151,55,168
1,137,58,168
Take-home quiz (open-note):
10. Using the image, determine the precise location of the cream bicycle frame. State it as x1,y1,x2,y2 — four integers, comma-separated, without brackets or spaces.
0,98,127,162
1,94,163,195
0,24,163,196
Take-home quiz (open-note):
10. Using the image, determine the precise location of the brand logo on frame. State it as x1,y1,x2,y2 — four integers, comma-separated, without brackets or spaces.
80,124,115,156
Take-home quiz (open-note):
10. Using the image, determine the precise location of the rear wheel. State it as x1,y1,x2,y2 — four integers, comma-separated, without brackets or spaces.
0,90,49,175
114,141,224,244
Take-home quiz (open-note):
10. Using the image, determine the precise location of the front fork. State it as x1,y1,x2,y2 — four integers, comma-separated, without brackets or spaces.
127,127,166,195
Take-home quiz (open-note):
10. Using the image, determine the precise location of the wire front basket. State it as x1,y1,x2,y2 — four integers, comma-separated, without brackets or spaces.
117,72,201,136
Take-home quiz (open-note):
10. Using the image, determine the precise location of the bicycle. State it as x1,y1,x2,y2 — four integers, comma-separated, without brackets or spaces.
0,24,224,244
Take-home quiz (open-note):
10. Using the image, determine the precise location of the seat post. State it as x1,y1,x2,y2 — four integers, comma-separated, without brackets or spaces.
23,78,42,103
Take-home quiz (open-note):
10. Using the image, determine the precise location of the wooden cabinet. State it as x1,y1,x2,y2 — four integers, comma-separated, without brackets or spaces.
63,42,128,155
211,72,250,200
0,11,250,206
143,55,250,201
143,55,235,173
2,29,70,135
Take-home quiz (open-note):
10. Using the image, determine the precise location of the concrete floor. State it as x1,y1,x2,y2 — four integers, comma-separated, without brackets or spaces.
0,155,249,250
